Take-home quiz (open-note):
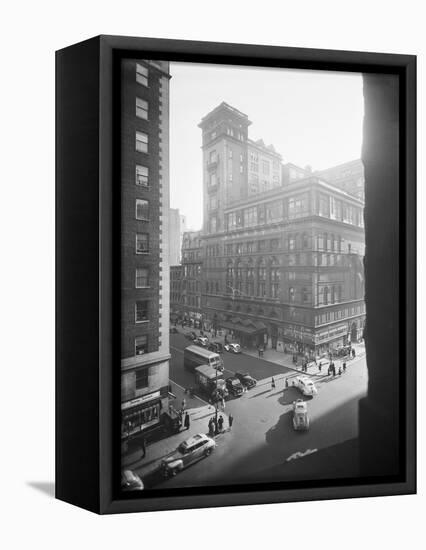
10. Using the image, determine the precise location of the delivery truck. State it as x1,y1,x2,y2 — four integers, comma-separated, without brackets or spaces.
194,364,229,401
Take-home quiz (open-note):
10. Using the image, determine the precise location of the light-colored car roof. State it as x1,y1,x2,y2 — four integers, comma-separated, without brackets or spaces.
181,433,209,448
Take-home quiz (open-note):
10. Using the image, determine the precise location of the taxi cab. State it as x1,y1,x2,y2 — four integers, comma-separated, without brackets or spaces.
296,376,318,397
161,433,216,478
292,399,310,431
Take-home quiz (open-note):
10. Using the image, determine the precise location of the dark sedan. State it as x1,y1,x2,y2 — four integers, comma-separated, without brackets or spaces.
235,372,257,389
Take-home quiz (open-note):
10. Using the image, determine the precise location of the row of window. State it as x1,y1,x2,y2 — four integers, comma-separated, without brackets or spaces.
315,303,366,325
134,63,151,360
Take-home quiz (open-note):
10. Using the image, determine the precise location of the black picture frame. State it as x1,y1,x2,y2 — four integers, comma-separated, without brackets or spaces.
56,35,416,514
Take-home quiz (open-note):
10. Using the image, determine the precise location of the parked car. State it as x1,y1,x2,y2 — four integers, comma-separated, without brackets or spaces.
225,376,244,397
295,376,318,397
169,327,178,334
235,372,257,389
224,343,242,354
292,399,310,431
121,469,144,491
161,433,216,478
194,336,209,347
208,342,224,353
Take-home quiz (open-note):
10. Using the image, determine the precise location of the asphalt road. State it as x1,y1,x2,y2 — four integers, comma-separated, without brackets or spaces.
169,332,294,395
162,333,368,488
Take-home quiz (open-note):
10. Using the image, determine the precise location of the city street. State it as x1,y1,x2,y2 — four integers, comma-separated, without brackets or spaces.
130,331,368,489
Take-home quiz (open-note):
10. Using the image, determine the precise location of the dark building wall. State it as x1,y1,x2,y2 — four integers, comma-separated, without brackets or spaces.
121,59,162,357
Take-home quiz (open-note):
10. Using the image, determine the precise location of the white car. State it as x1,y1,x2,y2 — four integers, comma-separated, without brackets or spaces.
292,399,310,431
161,433,216,477
121,469,144,491
296,376,318,397
195,336,209,347
224,343,241,354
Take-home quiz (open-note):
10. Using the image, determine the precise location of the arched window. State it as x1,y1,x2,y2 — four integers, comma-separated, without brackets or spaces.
331,286,335,303
302,232,309,249
289,286,295,302
270,257,280,298
337,284,342,302
302,287,309,303
257,258,266,297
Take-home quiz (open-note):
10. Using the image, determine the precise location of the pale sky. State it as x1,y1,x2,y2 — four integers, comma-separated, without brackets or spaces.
169,62,364,230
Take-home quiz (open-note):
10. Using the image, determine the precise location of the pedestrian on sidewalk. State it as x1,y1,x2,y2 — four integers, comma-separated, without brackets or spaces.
182,398,186,411
338,366,342,376
221,397,226,411
318,361,322,373
352,348,356,358
208,417,215,436
228,413,234,430
140,436,146,459
271,377,276,390
218,415,224,432
184,412,190,430
285,378,289,389
343,361,347,372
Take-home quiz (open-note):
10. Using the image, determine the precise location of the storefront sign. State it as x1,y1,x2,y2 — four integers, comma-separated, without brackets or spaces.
121,390,161,410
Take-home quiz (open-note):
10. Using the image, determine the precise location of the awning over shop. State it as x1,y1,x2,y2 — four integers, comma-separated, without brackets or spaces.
220,319,267,335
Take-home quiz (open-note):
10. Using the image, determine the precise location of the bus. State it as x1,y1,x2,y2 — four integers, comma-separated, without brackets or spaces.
184,345,224,372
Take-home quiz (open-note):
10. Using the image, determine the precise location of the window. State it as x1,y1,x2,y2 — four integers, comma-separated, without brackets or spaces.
136,131,148,153
323,286,329,305
210,215,217,233
240,165,243,173
302,287,309,303
136,199,149,221
136,164,149,186
288,235,296,251
229,174,233,182
229,149,233,159
136,233,149,254
136,63,148,86
289,287,295,302
136,97,148,119
135,300,149,323
209,150,217,163
135,367,149,388
262,160,270,175
136,268,149,288
244,206,257,227
135,336,148,356
240,154,243,163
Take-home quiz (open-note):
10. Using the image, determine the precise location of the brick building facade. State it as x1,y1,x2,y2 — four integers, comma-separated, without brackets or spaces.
120,59,171,439
198,103,366,355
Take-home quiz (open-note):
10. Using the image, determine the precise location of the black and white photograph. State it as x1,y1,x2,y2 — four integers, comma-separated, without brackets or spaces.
120,60,385,492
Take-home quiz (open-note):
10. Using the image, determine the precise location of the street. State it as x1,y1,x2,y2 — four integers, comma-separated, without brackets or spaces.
126,331,368,489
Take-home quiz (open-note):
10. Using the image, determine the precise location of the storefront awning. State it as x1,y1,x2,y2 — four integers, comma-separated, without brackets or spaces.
220,320,266,335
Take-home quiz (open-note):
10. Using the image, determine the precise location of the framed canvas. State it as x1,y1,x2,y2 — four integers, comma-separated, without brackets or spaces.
56,35,416,514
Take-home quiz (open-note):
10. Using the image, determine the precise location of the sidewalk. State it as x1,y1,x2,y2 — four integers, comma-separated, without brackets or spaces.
122,398,229,486
243,342,366,378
